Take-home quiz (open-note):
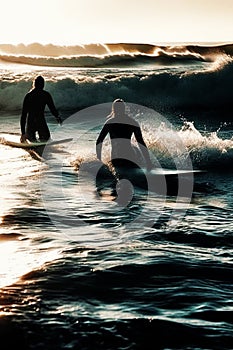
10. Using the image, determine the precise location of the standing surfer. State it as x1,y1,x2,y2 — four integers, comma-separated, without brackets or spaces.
20,76,61,142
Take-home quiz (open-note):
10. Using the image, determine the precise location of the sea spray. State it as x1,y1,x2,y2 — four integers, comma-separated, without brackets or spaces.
0,58,233,114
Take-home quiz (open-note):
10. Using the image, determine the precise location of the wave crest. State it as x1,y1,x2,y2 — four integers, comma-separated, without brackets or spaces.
0,42,233,68
0,59,233,114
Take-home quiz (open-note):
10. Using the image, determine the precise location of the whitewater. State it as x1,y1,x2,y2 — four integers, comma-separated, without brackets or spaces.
0,42,233,350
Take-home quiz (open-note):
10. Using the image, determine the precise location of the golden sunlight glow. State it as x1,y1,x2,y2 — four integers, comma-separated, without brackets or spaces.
0,241,30,288
0,139,60,291
0,0,232,45
0,240,60,289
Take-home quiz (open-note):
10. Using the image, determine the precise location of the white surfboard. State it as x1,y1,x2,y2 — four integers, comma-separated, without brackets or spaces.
113,166,204,178
1,137,73,149
113,166,205,195
143,168,204,176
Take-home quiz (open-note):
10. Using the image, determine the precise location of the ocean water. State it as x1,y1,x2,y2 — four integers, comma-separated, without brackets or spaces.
0,43,233,349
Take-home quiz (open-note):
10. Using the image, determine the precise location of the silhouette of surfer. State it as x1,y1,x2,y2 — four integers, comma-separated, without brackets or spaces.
20,76,61,142
96,99,152,170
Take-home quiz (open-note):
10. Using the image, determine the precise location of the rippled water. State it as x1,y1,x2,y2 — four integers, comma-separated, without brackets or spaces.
0,109,233,349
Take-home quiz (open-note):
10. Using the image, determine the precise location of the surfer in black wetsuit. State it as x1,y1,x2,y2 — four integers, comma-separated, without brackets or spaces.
20,76,61,142
96,99,152,170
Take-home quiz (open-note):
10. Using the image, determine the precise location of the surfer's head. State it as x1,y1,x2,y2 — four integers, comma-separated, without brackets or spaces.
34,76,45,89
112,99,126,117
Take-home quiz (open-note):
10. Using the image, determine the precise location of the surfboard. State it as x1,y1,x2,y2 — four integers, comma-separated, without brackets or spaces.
136,167,204,176
93,160,204,197
103,164,205,197
109,165,203,178
1,137,73,149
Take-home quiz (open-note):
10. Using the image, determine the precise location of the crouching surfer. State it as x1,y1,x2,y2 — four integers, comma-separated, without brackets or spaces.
96,99,153,203
96,98,152,171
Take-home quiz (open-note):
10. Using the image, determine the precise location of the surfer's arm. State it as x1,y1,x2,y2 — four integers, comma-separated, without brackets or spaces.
20,95,29,141
96,124,109,160
134,127,153,170
46,92,61,123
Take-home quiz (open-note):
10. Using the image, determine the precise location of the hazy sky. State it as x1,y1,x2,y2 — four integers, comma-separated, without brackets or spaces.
1,0,232,44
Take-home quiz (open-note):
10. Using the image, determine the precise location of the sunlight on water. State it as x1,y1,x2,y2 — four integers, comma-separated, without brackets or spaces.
56,303,140,320
0,46,232,348
0,240,60,289
0,136,61,291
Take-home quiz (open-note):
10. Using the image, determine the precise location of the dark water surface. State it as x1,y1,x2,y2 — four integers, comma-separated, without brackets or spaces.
1,48,233,348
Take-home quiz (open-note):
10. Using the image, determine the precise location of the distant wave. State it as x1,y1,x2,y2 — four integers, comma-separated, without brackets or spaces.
0,52,206,68
0,42,233,68
0,57,233,115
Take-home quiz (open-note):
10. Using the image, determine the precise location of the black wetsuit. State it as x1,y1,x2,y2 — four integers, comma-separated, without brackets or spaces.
96,115,150,168
20,87,59,141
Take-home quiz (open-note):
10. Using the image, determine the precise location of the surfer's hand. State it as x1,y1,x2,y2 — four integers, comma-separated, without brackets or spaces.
20,134,27,143
57,117,62,125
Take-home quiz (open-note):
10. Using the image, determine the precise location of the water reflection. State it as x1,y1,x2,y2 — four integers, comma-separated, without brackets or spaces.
0,141,60,290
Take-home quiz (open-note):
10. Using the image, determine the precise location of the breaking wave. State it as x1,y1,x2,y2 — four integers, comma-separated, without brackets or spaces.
0,56,233,115
0,42,233,68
